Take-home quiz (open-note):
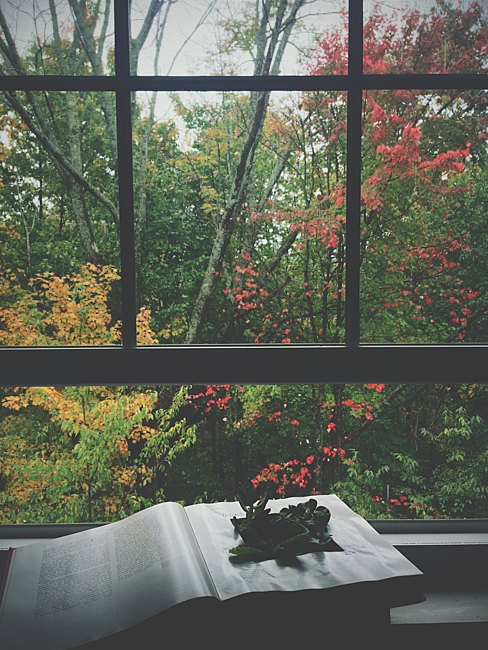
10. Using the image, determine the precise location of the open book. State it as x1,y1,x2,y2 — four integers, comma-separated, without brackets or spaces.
0,495,422,650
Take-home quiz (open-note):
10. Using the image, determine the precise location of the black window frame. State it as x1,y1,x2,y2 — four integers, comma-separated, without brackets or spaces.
1,0,488,388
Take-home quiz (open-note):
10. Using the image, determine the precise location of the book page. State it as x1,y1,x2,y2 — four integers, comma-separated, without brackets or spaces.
186,495,423,602
0,502,218,650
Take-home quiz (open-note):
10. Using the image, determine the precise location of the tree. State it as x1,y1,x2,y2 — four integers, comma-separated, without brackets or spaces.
1,0,488,520
0,0,213,287
183,0,310,342
0,264,196,522
145,1,487,349
166,0,488,514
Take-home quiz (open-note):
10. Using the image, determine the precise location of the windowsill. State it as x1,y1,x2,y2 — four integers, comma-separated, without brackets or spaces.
2,519,488,630
370,519,488,628
380,532,488,545
391,590,488,625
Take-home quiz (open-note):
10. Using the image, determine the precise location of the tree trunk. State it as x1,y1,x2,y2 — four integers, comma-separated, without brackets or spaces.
186,0,307,342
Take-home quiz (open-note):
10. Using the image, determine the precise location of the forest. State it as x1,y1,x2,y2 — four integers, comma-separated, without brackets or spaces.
0,0,488,523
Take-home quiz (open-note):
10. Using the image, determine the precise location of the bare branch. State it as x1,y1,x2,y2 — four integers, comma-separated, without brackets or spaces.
68,0,118,167
1,86,119,230
130,0,165,73
165,1,216,76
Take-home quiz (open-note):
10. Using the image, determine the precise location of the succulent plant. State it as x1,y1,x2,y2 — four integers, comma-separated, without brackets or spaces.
229,483,333,562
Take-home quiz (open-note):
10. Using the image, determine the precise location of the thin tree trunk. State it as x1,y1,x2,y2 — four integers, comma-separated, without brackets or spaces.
332,384,344,482
185,90,271,343
186,0,307,342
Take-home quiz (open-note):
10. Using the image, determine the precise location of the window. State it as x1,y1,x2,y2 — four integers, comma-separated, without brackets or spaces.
1,0,488,522
1,0,487,385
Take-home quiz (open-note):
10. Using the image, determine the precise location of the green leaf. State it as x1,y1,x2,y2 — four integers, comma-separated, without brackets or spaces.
273,532,312,556
229,545,269,562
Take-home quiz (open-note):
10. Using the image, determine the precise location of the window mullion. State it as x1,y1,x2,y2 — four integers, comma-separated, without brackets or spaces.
115,0,137,348
345,0,363,347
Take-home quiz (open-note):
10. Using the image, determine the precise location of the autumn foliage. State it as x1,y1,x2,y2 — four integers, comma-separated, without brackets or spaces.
0,266,194,521
1,1,488,521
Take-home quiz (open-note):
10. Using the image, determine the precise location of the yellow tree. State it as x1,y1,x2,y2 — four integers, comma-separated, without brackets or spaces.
0,264,195,522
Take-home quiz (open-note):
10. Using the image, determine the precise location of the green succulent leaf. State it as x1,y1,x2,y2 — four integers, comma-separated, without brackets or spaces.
273,532,312,556
229,545,269,562
229,497,338,562
237,484,251,511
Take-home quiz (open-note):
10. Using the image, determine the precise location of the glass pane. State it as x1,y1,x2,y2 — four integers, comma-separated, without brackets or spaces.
363,0,488,74
0,0,114,76
0,91,121,346
131,0,347,76
360,89,488,343
133,90,346,344
2,383,487,522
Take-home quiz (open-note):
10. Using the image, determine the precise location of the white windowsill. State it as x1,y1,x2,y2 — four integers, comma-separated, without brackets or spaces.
382,532,488,545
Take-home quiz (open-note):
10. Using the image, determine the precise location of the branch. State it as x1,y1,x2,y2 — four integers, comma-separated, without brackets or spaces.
270,0,307,76
130,0,165,73
0,8,30,74
2,86,119,228
68,0,118,167
165,1,216,76
344,385,409,443
186,2,307,343
185,90,271,344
